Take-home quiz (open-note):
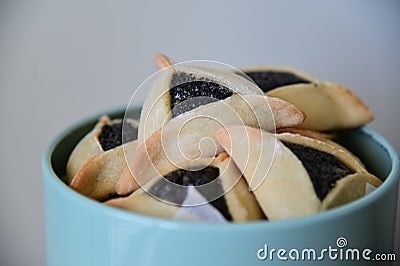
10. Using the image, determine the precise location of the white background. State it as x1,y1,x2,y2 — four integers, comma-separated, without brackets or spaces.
0,1,399,265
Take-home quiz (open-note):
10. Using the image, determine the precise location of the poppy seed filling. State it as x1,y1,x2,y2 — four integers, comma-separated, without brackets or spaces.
283,142,354,200
169,72,233,117
244,71,311,93
98,122,137,151
149,166,233,221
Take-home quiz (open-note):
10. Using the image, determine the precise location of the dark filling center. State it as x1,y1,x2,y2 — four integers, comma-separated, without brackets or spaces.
98,122,137,151
149,166,233,221
283,142,354,200
243,71,311,93
169,72,233,117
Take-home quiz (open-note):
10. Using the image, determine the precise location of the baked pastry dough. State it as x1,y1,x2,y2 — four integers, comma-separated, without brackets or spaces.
66,116,139,200
276,127,333,141
138,54,265,145
116,95,305,196
107,153,264,222
66,116,139,184
106,177,181,219
276,128,364,165
216,126,382,220
269,82,374,131
216,126,320,220
240,66,374,131
66,116,109,184
276,132,382,210
70,141,137,201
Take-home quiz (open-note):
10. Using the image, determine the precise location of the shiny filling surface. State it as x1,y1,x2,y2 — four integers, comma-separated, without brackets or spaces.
169,72,232,117
244,71,311,92
98,122,137,151
149,166,233,221
283,142,354,200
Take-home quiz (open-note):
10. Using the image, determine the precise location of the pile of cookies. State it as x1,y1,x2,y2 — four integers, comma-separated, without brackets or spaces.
66,55,382,222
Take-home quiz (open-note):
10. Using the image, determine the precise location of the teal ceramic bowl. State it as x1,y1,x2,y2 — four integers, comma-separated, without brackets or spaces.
42,107,399,266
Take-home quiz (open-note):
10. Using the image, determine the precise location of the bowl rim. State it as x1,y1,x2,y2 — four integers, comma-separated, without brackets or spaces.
42,106,400,231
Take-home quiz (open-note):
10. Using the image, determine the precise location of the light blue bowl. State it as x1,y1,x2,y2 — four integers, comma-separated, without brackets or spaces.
42,107,399,266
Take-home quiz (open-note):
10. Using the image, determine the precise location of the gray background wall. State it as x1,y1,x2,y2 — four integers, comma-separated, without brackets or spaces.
0,1,399,265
